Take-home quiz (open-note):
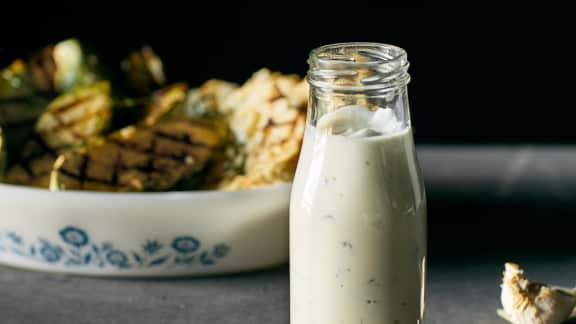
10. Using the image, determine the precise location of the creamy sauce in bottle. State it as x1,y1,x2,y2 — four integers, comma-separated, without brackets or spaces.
290,105,426,323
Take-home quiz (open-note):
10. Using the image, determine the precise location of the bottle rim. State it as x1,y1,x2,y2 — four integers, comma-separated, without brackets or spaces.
307,42,410,93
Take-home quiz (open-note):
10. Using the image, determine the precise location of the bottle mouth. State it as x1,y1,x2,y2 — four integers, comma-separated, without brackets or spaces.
307,42,410,93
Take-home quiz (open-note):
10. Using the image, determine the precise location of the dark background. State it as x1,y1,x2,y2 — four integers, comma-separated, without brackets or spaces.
2,10,573,257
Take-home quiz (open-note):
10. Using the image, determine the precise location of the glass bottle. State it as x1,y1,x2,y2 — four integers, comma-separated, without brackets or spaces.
290,43,427,324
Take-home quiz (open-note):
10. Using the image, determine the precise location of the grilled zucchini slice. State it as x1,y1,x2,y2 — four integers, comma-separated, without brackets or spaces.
51,118,222,191
5,82,112,187
36,81,112,148
4,134,58,187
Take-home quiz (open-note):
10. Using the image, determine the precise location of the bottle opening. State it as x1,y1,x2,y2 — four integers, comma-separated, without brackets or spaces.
307,42,410,93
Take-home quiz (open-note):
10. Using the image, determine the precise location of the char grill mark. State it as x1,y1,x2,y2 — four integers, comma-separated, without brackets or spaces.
54,122,216,190
12,135,57,178
38,109,110,135
51,96,94,114
108,138,191,162
153,130,213,149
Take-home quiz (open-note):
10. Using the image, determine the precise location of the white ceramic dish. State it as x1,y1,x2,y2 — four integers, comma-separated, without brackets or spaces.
0,183,290,276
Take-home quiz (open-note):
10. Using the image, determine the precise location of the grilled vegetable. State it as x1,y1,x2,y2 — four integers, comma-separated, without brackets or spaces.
140,83,187,126
3,134,58,187
54,39,97,92
109,97,149,130
110,83,188,130
28,38,99,94
176,80,238,118
5,82,112,187
2,37,306,192
50,118,223,191
32,38,81,93
0,39,96,97
0,96,49,126
214,69,308,190
0,127,5,180
36,81,112,148
121,46,165,95
0,61,49,158
0,60,50,126
1,39,100,127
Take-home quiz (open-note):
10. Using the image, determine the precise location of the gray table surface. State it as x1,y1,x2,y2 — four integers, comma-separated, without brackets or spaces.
2,146,576,323
2,254,576,324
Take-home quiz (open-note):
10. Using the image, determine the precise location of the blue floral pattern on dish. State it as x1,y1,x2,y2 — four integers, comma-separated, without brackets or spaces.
171,236,200,253
143,240,163,255
0,226,230,269
39,240,63,263
59,227,89,248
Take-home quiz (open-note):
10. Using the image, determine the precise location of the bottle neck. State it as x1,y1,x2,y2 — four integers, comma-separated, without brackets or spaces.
306,43,411,128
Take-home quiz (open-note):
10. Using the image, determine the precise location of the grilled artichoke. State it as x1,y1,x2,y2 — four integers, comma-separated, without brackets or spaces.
121,46,165,95
50,118,223,191
1,39,99,127
28,38,98,94
0,39,96,97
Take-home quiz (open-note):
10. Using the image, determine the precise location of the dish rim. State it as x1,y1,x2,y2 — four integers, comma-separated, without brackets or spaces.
0,182,292,200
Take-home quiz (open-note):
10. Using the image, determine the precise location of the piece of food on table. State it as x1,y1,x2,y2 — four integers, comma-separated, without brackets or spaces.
50,118,223,191
498,262,576,324
213,68,308,190
121,46,166,95
5,82,112,187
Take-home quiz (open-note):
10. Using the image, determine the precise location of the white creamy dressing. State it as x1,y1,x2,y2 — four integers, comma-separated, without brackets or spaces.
316,105,403,137
290,105,426,323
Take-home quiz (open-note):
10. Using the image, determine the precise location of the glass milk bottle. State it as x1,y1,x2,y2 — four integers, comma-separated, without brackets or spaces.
290,43,427,324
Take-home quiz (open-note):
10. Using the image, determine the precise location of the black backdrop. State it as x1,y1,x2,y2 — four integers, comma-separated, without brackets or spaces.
2,10,572,145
